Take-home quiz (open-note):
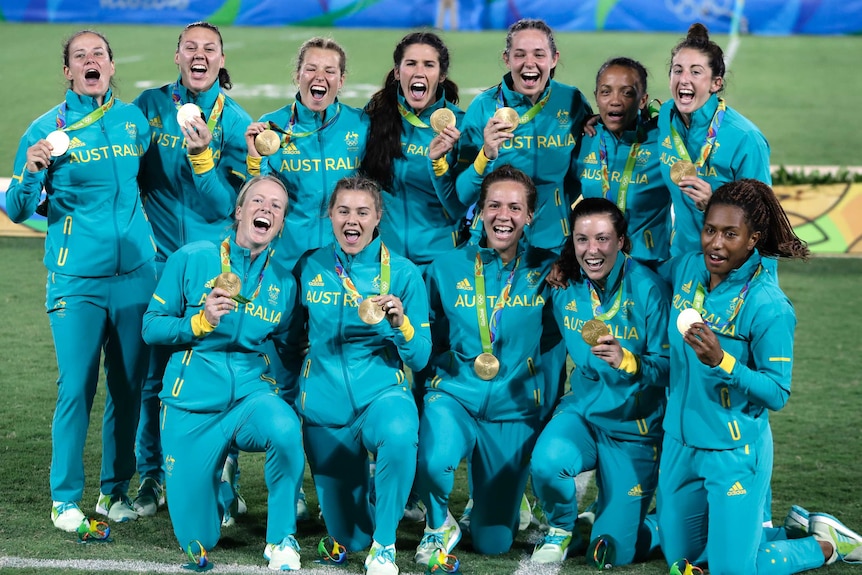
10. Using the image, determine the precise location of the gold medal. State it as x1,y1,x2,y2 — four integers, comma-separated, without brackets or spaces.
581,319,610,347
670,160,698,185
493,107,520,132
214,272,242,299
46,130,70,156
176,103,203,127
429,108,456,133
254,129,282,156
473,352,500,380
358,298,386,325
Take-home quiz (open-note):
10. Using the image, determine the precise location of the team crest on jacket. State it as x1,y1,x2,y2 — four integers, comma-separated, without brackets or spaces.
526,270,543,286
125,122,138,139
636,148,652,166
556,109,570,126
344,130,360,150
267,284,281,306
621,298,635,319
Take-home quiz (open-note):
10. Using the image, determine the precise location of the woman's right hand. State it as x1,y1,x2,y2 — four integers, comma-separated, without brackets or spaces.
582,113,600,137
204,287,236,327
544,261,569,289
429,125,461,160
25,140,52,172
245,121,269,158
481,116,514,160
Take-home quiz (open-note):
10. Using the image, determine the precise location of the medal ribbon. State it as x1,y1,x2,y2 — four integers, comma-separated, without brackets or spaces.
219,238,270,304
691,263,761,330
332,242,391,305
56,96,115,131
669,97,726,169
474,253,520,353
598,128,641,212
171,82,225,133
495,84,552,126
268,102,341,149
586,255,629,320
397,102,430,129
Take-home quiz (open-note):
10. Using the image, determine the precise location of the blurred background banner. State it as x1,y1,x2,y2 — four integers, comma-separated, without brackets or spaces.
2,0,861,34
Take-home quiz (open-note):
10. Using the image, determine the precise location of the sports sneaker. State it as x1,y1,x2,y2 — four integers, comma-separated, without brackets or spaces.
457,498,473,534
365,541,399,575
221,456,247,516
531,527,572,563
784,505,809,537
402,499,426,523
296,487,309,522
578,499,597,526
810,512,862,564
96,493,138,522
414,510,461,565
519,493,533,531
668,558,704,574
51,501,86,532
264,535,301,571
133,477,165,517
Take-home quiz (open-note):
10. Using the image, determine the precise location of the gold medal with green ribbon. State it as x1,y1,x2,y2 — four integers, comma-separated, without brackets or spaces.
218,238,270,304
333,243,391,325
669,97,727,182
473,253,519,380
582,256,630,345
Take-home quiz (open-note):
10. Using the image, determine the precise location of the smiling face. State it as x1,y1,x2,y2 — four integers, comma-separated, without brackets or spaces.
701,204,760,287
482,180,532,263
573,213,624,287
503,28,559,104
175,25,224,96
234,179,287,258
330,188,381,255
63,32,114,100
596,64,647,137
296,47,344,113
669,47,723,119
395,43,442,114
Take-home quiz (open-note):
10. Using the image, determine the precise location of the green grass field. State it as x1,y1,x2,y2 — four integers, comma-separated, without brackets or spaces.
1,238,861,575
1,22,861,172
2,21,862,575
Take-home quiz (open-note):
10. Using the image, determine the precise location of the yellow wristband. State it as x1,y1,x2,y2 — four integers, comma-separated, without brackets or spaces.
398,315,415,342
191,310,216,337
717,351,736,373
432,156,450,177
246,154,262,176
618,348,640,375
473,148,490,175
188,147,214,175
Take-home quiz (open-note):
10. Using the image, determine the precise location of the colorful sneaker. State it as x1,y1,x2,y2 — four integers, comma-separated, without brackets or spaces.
669,558,704,574
519,493,533,531
264,535,301,571
531,527,572,563
457,498,473,534
133,477,165,517
96,493,138,522
296,487,309,522
810,512,862,564
51,501,86,532
531,499,550,531
414,510,461,565
784,505,809,537
365,541,399,575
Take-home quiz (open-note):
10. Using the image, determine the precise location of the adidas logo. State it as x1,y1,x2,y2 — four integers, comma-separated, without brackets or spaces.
627,484,644,497
583,151,598,164
308,274,324,287
565,300,577,312
456,278,473,291
727,481,747,496
662,136,672,149
149,116,163,129
285,142,300,154
68,137,86,150
681,280,692,294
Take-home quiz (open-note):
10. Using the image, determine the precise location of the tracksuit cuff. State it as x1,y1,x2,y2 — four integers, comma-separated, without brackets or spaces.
432,156,450,176
246,154,262,176
188,147,214,174
717,351,736,373
191,310,216,337
618,348,640,375
473,148,491,175
398,315,415,341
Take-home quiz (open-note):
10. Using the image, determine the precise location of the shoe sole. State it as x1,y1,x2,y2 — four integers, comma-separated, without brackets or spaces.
811,513,862,543
786,507,809,530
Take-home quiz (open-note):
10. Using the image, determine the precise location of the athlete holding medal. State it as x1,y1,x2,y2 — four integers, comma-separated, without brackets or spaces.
530,198,669,567
142,175,306,571
295,176,430,575
133,21,253,520
7,30,156,531
658,23,771,257
415,165,558,561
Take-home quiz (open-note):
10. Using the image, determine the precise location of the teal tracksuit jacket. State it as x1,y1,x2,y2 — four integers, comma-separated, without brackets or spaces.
446,74,592,252
296,236,430,551
7,88,156,504
142,235,304,552
377,94,468,266
576,119,671,268
658,94,771,256
135,79,251,262
257,96,369,269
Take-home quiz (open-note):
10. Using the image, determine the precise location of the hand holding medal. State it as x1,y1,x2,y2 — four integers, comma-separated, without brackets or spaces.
205,275,238,327
361,295,405,328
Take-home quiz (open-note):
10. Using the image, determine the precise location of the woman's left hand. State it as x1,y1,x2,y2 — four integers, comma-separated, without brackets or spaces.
182,115,213,156
683,322,724,367
678,175,713,211
370,295,404,329
591,334,624,369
